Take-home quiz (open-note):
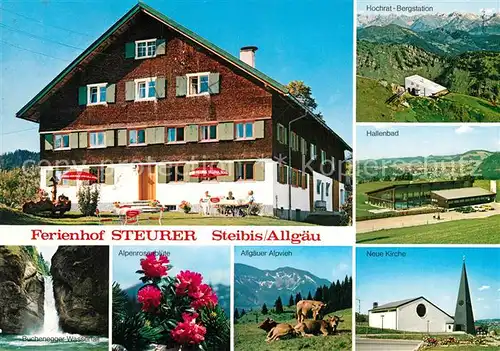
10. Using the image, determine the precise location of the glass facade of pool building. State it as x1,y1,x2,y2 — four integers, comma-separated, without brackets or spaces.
365,180,475,210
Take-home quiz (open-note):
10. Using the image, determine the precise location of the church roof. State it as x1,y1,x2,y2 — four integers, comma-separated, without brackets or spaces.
370,296,454,319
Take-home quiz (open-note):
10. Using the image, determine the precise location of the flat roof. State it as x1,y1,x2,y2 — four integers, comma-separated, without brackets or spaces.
405,74,447,91
431,187,495,200
365,180,469,195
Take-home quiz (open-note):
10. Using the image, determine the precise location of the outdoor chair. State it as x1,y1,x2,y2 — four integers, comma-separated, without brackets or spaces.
124,210,141,225
95,209,114,225
148,207,165,225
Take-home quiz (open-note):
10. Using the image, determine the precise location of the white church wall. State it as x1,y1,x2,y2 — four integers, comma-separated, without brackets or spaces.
397,298,454,333
368,310,397,330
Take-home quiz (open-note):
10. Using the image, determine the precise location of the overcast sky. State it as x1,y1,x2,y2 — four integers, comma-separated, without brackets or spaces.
0,0,353,154
357,247,500,320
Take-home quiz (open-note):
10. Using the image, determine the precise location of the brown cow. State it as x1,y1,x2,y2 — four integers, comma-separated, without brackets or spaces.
294,315,343,337
258,318,278,332
265,323,298,342
296,300,327,323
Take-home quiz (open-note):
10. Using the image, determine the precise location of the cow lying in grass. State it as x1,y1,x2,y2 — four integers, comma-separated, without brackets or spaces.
258,318,298,342
294,315,344,337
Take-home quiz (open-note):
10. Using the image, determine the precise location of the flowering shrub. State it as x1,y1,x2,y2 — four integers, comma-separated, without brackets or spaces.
130,252,229,350
179,200,192,214
423,336,438,346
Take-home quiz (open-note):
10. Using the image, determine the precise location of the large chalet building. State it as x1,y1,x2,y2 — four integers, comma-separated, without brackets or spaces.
17,3,351,220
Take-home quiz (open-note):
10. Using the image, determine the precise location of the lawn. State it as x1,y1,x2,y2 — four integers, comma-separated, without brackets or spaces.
429,347,499,351
357,214,500,244
235,308,352,351
356,180,417,219
0,205,313,226
356,76,500,122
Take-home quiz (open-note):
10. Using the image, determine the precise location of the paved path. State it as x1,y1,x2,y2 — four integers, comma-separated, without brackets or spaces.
357,203,500,233
356,337,422,351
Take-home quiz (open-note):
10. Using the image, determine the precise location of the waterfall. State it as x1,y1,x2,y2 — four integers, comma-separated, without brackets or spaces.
42,276,62,335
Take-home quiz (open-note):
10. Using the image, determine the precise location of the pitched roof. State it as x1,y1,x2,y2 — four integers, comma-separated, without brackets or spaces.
370,296,454,319
15,3,351,150
431,187,495,200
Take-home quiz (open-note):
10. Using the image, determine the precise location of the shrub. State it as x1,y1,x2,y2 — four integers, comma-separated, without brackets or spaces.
112,253,230,351
179,200,191,214
77,184,100,216
0,167,39,208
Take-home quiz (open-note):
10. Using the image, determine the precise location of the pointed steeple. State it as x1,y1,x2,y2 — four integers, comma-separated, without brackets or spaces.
453,258,475,334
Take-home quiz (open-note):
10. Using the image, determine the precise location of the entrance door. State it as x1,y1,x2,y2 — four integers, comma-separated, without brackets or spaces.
138,165,156,200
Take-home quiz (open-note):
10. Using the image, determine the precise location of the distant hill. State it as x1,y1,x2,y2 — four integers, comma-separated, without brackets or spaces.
479,153,500,179
358,150,494,165
234,263,331,310
0,150,39,170
356,14,500,122
123,282,230,317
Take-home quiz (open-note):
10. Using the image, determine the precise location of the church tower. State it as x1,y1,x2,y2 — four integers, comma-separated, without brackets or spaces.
453,257,475,334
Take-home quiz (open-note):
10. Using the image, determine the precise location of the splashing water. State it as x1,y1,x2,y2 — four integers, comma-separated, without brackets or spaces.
41,276,62,335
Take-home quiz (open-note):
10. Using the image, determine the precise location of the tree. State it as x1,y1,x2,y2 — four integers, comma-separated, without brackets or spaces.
240,309,246,317
314,287,323,301
234,308,240,320
275,297,284,314
295,292,303,305
288,295,295,307
261,303,268,315
287,80,323,119
307,291,313,300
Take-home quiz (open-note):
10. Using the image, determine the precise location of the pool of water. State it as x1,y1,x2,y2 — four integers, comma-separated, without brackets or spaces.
0,335,109,350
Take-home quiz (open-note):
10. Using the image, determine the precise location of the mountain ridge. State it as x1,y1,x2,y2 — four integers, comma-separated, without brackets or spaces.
235,263,331,310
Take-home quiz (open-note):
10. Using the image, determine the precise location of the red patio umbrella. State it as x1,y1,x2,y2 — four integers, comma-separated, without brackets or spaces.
189,166,229,178
60,170,98,181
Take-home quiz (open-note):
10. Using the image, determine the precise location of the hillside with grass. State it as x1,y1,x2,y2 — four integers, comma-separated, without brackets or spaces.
357,22,500,122
235,307,352,351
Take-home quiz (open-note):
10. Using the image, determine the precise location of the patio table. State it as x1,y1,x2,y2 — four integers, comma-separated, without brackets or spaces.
217,200,249,216
114,206,142,224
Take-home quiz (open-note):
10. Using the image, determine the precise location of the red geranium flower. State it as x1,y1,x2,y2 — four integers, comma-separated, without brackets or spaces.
171,312,206,345
137,285,162,312
175,270,203,296
190,284,218,309
140,252,169,278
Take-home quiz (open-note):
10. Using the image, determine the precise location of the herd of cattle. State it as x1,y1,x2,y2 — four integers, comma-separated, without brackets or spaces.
258,300,344,342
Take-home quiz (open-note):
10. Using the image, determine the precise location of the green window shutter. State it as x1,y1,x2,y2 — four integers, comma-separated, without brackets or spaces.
301,137,306,154
218,122,234,141
125,81,135,101
105,167,114,185
117,129,127,146
106,130,115,147
176,76,187,97
156,77,166,98
69,133,79,149
185,125,198,142
106,84,116,103
185,163,199,182
44,134,53,151
255,162,265,181
155,127,165,144
218,162,235,182
78,132,88,148
156,39,166,55
254,120,265,139
157,165,167,184
78,86,87,105
46,169,54,186
208,72,220,94
125,42,135,59
146,128,156,144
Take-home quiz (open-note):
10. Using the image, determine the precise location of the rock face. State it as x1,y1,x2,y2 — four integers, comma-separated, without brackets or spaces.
51,246,109,335
0,246,44,334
